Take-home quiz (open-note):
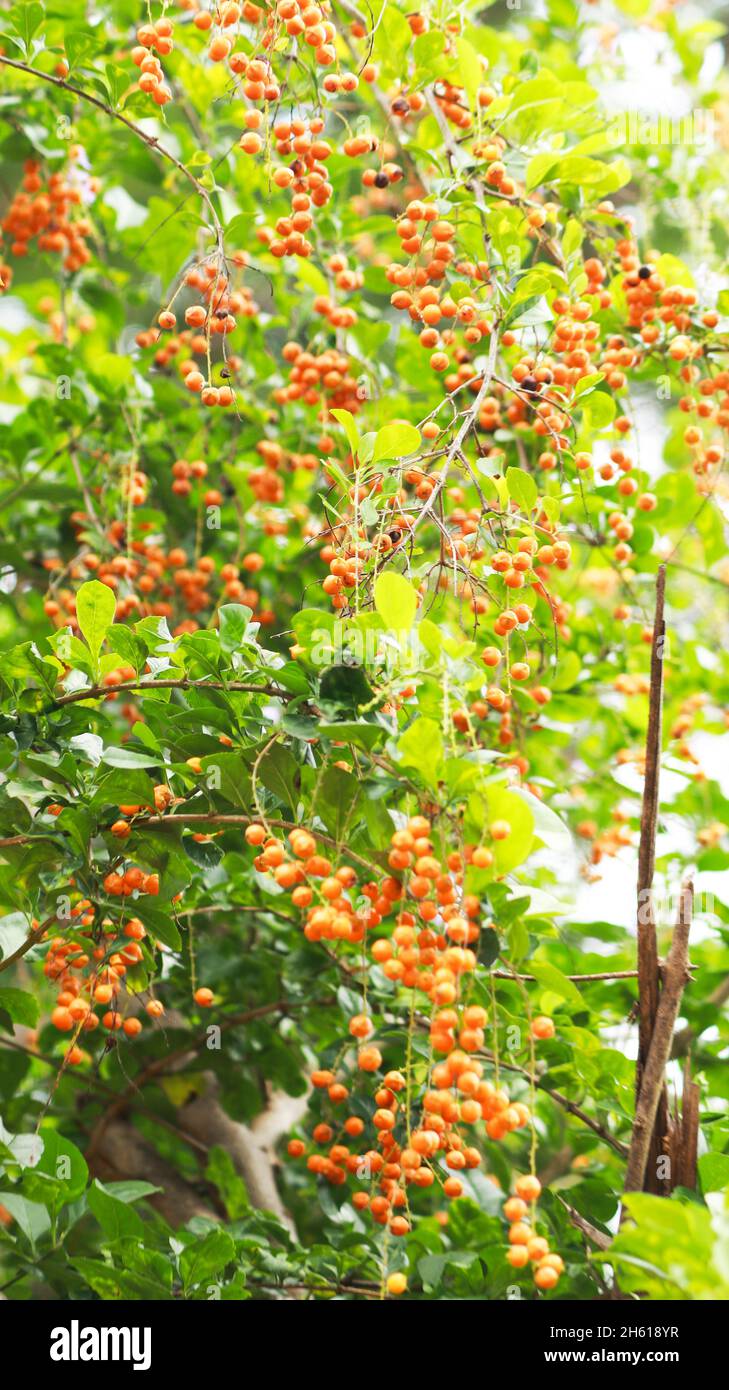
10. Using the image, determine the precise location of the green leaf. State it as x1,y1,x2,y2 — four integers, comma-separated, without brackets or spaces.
699,1152,729,1195
479,926,501,969
88,1179,145,1240
505,467,538,514
374,572,418,631
132,902,182,952
317,721,385,750
71,1256,167,1300
9,2,44,52
205,1147,250,1219
318,663,375,711
0,986,39,1029
107,625,147,674
397,717,444,790
218,604,253,654
528,960,584,1009
330,408,360,457
93,767,156,811
76,581,116,668
101,746,162,770
478,784,535,873
371,421,421,464
89,353,135,392
32,1127,89,1203
180,1229,235,1290
0,1193,50,1247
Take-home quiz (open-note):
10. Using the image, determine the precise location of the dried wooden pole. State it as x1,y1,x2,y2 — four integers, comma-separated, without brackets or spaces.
624,881,693,1193
636,566,665,1076
634,565,672,1193
672,1057,700,1190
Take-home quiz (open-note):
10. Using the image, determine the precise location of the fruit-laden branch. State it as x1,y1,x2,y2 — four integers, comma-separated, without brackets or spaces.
474,1050,629,1156
623,880,694,1194
0,55,224,254
411,329,501,538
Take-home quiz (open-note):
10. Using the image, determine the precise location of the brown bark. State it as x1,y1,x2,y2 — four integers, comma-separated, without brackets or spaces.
635,565,668,1192
624,882,693,1194
672,1057,700,1190
85,1004,307,1234
89,1118,216,1227
181,1081,308,1234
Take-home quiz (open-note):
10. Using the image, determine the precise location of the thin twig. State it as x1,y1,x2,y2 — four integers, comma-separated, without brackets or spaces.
0,56,224,252
53,676,293,707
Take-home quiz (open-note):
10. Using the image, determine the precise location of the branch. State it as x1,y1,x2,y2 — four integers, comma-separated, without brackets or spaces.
558,1198,612,1251
0,915,52,975
492,969,640,983
479,1050,628,1156
410,328,501,538
135,813,381,875
0,55,223,253
182,1083,308,1235
85,999,300,1163
89,1117,217,1228
53,676,294,707
0,810,372,864
672,1056,699,1190
623,880,693,1194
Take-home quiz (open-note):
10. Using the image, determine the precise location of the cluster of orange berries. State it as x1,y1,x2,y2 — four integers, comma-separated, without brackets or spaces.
386,207,489,318
505,1176,564,1289
102,864,159,898
141,254,257,406
130,17,174,106
44,510,280,635
35,294,96,341
265,0,339,68
246,816,534,1008
44,898,165,1063
169,455,210,500
274,342,363,416
122,460,150,509
287,1007,538,1239
244,822,363,933
1,157,94,278
134,322,245,388
576,807,634,869
228,49,280,101
253,117,336,261
275,803,562,1282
